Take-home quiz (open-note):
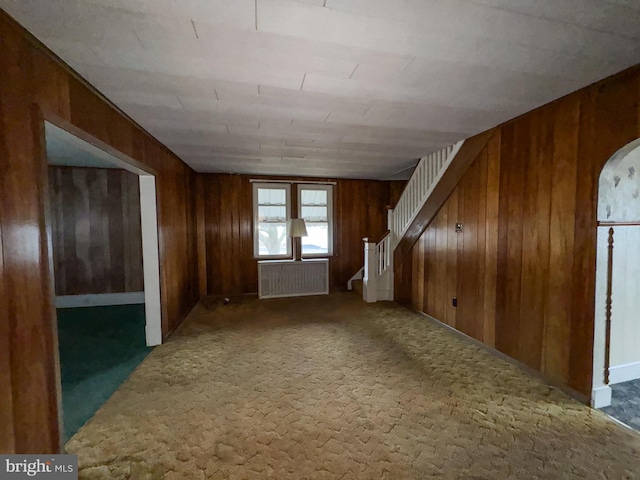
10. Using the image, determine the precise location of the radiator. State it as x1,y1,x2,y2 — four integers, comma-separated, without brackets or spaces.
258,259,329,299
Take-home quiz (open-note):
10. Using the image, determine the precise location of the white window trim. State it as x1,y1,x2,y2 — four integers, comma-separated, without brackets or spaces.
297,183,334,258
253,182,291,259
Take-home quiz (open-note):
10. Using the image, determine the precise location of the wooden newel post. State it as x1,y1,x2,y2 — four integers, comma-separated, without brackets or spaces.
604,227,614,385
363,238,377,303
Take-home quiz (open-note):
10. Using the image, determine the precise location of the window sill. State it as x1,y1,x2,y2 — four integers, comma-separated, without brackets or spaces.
254,255,334,261
254,255,292,261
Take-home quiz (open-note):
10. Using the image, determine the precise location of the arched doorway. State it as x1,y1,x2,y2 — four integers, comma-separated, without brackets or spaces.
592,138,640,430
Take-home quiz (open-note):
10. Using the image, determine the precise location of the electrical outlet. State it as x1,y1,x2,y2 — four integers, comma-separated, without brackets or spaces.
452,297,457,307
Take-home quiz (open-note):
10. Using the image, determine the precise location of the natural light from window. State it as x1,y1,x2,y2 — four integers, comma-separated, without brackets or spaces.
300,188,330,255
255,185,290,257
253,182,332,258
298,185,332,256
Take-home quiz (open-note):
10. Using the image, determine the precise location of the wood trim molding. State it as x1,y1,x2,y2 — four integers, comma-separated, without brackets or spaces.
598,221,640,227
416,308,590,405
394,129,496,269
32,103,63,452
42,112,159,177
55,292,145,309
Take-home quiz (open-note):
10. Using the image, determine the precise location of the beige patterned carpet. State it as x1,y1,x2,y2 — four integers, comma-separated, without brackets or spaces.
66,293,640,479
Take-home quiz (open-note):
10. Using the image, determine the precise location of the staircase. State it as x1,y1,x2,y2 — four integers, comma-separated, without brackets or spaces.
348,140,465,302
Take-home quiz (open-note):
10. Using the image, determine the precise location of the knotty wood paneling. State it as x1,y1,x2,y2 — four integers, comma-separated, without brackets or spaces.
197,174,394,296
48,166,143,296
396,65,640,398
0,11,199,453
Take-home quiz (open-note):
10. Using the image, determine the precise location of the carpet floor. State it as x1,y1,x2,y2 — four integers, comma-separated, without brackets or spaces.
66,293,640,479
57,304,151,442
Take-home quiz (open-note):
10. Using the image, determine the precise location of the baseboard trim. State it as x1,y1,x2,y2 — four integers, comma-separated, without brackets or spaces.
56,292,145,308
164,297,203,341
410,308,589,405
591,385,612,408
609,361,640,385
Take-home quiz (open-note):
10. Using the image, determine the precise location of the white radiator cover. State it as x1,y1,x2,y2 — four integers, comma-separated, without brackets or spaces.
258,259,329,299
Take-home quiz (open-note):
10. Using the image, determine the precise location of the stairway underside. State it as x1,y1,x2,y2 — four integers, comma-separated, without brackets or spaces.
393,129,496,269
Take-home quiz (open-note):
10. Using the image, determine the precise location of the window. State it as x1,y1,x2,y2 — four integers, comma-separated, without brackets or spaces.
252,182,333,259
253,183,291,258
298,184,333,257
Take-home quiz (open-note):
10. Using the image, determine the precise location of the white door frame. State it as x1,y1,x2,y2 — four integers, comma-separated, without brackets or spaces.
139,175,162,345
44,119,163,346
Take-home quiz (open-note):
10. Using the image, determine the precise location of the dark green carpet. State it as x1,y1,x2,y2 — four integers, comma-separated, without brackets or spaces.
57,304,151,443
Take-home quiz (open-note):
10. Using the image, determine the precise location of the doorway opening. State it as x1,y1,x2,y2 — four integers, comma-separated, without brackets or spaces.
44,120,163,443
592,138,640,432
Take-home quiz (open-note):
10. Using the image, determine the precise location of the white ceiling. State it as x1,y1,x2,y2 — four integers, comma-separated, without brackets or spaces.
3,0,640,179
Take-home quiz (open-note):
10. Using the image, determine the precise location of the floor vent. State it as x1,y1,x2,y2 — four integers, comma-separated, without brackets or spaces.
258,259,329,299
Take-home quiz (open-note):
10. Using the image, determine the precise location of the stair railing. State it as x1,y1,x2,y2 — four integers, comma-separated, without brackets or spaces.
392,141,463,242
360,140,464,302
376,231,391,277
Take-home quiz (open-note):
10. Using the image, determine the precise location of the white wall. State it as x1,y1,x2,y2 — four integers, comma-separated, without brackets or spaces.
593,226,640,406
609,226,640,370
598,140,640,223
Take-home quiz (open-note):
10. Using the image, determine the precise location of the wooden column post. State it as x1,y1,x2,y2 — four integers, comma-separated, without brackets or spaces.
604,227,614,385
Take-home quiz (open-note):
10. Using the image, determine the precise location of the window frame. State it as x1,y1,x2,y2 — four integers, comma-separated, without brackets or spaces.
297,183,334,258
253,182,292,259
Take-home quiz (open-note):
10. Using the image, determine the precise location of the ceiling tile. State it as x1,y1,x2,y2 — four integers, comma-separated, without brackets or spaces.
2,0,638,179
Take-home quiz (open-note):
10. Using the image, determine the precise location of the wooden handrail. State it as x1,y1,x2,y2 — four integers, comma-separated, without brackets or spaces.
372,230,391,245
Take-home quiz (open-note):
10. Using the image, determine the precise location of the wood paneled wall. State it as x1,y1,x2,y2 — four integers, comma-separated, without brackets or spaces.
0,11,199,453
389,181,406,210
196,174,397,296
48,166,143,296
396,65,640,398
0,213,15,454
405,135,501,339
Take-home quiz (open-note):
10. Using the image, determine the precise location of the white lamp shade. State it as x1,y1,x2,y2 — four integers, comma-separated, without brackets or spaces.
288,218,308,237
